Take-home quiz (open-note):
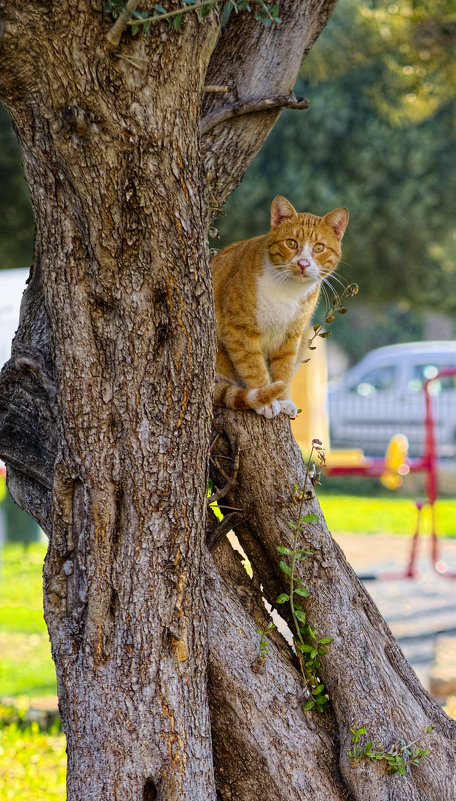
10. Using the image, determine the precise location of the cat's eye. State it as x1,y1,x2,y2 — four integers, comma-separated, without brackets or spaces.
286,239,298,249
313,243,325,253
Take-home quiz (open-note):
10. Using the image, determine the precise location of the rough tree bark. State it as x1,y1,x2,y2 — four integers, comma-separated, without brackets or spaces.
0,2,454,801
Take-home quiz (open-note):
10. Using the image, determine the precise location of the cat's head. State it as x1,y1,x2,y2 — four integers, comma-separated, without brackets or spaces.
266,196,349,286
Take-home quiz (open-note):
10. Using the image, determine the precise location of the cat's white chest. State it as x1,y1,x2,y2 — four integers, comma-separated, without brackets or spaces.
256,267,316,353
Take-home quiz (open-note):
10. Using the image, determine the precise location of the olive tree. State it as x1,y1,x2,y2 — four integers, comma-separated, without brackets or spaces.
0,2,454,800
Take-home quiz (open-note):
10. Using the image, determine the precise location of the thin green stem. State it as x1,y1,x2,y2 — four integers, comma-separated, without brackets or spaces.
289,528,302,644
256,0,275,22
290,447,314,652
125,0,222,26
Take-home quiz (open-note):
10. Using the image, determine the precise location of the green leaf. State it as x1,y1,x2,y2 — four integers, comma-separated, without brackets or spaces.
173,13,184,29
199,2,213,18
318,637,333,644
295,610,306,623
301,513,318,522
275,593,290,604
276,545,292,555
312,683,325,695
287,520,297,530
278,560,291,575
303,699,315,710
295,642,313,653
294,586,310,598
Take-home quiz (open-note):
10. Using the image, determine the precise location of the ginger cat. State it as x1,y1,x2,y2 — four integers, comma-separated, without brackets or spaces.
211,195,348,418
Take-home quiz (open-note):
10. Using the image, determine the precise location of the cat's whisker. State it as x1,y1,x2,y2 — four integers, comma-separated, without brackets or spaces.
323,272,348,290
273,271,287,285
320,289,332,315
321,279,338,300
320,283,330,306
277,270,293,285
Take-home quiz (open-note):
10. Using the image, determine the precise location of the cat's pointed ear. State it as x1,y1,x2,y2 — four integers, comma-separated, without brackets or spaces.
323,208,349,240
271,196,297,229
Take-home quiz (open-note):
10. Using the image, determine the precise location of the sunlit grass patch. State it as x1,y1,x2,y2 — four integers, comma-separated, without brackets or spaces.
0,713,66,801
0,633,56,698
0,544,56,699
318,495,456,537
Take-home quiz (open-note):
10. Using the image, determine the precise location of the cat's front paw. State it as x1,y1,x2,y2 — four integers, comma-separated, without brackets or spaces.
279,398,298,418
256,399,282,419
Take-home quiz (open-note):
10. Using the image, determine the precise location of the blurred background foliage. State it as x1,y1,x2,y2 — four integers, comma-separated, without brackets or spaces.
216,0,456,360
0,106,34,271
0,0,455,363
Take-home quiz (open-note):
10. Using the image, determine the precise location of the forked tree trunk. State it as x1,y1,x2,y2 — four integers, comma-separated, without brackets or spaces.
208,409,456,801
0,2,454,801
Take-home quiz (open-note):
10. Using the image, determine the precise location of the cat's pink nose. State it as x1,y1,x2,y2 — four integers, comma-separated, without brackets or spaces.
298,259,310,271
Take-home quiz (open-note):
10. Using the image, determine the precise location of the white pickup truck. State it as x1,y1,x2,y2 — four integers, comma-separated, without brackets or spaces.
328,341,456,458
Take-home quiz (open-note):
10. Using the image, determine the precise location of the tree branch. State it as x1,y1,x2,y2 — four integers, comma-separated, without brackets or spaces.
211,407,456,801
200,92,310,135
105,0,140,47
201,0,339,219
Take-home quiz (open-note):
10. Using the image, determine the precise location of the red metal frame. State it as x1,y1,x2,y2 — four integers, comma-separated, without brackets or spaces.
324,368,456,579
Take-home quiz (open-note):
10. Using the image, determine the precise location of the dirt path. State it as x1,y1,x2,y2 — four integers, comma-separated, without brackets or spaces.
334,532,456,691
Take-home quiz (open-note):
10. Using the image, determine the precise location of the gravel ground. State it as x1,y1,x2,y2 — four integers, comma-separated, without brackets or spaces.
334,532,456,692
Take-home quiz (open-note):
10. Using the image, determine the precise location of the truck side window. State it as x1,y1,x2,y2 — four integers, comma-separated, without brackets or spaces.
350,365,397,396
408,363,456,394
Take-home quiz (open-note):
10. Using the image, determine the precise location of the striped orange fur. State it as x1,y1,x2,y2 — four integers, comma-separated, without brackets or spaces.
211,196,348,419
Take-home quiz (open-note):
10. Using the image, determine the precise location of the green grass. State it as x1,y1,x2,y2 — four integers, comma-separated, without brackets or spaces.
318,495,456,537
0,633,57,698
0,545,65,800
0,544,47,609
0,708,66,801
0,544,56,699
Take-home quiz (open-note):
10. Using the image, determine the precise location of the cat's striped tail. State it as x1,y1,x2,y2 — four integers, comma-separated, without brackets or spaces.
214,378,285,412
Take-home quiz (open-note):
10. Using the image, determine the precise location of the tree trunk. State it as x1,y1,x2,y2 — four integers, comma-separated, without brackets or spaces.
1,2,453,801
0,4,221,798
208,409,456,800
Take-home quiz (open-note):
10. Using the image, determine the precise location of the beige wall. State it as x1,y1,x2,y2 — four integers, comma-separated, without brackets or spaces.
290,337,329,455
